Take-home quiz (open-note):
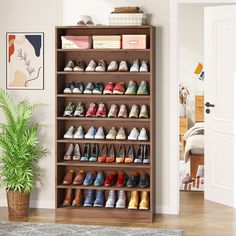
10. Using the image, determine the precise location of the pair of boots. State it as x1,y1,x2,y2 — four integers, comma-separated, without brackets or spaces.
63,189,83,206
128,191,149,210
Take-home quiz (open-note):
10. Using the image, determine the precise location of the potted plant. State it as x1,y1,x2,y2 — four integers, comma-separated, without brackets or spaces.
179,84,190,117
0,90,47,220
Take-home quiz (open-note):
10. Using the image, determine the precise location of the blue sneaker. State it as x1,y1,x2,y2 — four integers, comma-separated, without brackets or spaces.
72,82,84,94
94,190,105,207
83,170,97,186
89,143,98,162
84,189,94,207
63,81,75,94
94,170,105,186
81,143,90,162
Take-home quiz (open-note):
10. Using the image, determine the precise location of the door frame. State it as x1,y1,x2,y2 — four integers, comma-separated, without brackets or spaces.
169,0,236,214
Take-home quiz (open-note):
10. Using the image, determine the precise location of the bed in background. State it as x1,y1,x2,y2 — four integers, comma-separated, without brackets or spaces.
180,96,204,191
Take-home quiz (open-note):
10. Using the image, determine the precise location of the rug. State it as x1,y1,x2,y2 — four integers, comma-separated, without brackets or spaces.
0,221,185,236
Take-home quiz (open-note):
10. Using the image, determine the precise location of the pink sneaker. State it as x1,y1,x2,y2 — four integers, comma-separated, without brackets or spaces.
118,104,128,118
113,82,125,95
108,104,118,118
103,82,114,95
86,103,97,117
96,103,107,117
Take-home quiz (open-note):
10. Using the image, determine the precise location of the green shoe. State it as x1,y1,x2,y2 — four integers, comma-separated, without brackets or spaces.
137,81,149,95
63,102,75,116
125,81,137,95
74,102,85,117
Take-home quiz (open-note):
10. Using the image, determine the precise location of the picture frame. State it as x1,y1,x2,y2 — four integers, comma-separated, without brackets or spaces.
6,32,44,90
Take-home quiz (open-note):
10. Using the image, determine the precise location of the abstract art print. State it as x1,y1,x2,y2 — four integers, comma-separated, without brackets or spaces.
6,32,44,90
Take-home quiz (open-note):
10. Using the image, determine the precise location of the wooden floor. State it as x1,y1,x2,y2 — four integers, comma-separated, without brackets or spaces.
1,192,236,236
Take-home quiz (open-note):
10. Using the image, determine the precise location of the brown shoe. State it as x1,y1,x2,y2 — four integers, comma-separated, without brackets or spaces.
73,170,85,185
63,188,73,206
63,170,74,185
72,189,83,207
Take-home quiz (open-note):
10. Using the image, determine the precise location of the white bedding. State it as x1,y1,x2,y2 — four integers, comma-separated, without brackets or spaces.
183,122,204,162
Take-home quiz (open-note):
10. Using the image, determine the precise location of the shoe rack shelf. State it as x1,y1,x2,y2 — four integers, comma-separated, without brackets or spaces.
56,25,156,223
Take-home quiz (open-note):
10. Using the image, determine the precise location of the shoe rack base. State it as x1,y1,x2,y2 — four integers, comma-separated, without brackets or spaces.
56,25,156,223
56,207,152,223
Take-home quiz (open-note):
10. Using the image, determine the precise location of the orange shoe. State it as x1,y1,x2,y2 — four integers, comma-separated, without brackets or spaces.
106,144,115,163
125,145,134,163
116,145,125,163
98,144,107,162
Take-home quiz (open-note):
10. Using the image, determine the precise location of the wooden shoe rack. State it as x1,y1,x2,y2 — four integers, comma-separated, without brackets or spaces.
55,26,156,223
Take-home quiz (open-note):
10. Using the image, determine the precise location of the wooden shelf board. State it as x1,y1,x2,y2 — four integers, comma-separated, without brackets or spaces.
57,161,150,169
57,184,150,192
57,49,150,52
57,71,150,75
57,205,150,212
56,25,152,29
57,94,150,99
57,117,150,122
57,139,150,145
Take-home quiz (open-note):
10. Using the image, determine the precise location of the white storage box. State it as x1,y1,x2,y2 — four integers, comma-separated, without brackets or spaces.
93,35,121,49
109,13,147,26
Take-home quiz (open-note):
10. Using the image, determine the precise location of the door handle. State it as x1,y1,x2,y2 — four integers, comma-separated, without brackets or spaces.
205,102,215,108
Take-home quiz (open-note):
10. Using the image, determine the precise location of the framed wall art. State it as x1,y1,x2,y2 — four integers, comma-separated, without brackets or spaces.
6,32,44,90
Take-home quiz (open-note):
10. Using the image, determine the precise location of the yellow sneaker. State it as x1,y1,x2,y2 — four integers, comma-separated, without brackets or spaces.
128,191,139,209
139,191,149,210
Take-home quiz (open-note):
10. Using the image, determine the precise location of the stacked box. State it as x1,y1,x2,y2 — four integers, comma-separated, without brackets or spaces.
93,35,121,49
61,36,92,49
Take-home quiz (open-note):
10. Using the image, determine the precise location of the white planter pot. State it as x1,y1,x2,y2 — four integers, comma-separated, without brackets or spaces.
179,104,186,117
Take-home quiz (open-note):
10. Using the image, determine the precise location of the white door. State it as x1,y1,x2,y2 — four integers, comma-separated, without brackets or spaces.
205,5,236,208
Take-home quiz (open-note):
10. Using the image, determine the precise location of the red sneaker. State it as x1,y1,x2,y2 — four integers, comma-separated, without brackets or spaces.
116,171,126,187
113,82,125,95
103,82,114,95
104,171,118,186
86,103,97,117
96,103,107,117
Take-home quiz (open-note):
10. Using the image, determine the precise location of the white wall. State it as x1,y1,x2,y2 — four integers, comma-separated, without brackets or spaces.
0,0,62,208
179,4,205,125
0,0,176,214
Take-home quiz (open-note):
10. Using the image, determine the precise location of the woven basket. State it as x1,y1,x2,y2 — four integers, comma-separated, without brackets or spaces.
7,190,30,220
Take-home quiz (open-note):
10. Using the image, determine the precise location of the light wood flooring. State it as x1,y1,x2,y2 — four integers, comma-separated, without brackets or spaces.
0,192,236,236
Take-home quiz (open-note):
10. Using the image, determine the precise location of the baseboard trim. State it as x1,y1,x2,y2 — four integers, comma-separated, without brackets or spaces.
0,198,55,209
1,199,176,214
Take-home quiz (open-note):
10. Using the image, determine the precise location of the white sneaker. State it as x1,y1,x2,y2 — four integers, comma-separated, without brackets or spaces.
128,127,139,140
95,127,105,139
105,190,116,208
86,60,97,72
85,126,96,139
73,144,81,160
64,144,74,160
64,126,74,139
106,127,117,140
108,61,118,72
140,60,149,72
138,128,148,141
74,126,84,139
116,127,126,140
130,59,139,72
115,190,126,208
